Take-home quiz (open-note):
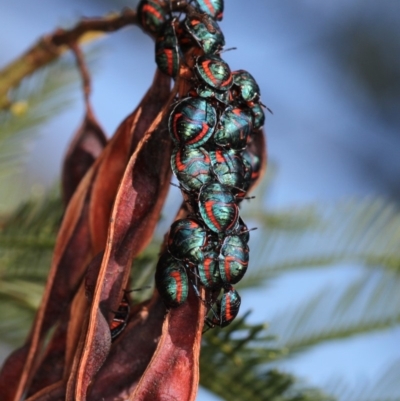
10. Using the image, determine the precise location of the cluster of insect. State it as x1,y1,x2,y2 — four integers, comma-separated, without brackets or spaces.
109,0,265,336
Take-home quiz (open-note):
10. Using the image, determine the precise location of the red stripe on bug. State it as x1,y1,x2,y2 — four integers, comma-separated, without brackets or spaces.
225,296,234,320
186,122,210,145
204,0,216,15
175,149,185,172
170,270,183,303
205,201,221,231
223,256,236,281
215,149,225,163
221,74,233,88
164,48,174,76
202,60,219,86
142,4,164,21
204,257,213,280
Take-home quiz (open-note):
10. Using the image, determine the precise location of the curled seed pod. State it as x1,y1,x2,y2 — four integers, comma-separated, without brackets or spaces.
185,14,225,54
232,69,261,103
207,285,241,328
137,0,167,34
198,182,239,234
210,148,248,194
219,235,249,284
168,97,217,148
195,55,233,92
155,19,180,78
197,250,221,289
171,146,212,191
168,218,208,264
156,252,189,307
195,0,224,21
213,106,253,150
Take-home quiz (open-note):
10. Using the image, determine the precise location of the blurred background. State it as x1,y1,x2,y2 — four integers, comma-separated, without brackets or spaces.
1,1,400,400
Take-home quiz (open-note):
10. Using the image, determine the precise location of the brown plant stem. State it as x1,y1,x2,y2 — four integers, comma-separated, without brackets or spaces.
0,8,138,109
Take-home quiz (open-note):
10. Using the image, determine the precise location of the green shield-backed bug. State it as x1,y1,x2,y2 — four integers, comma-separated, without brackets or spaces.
207,285,241,327
198,182,239,234
213,106,253,150
168,97,217,148
184,14,225,54
137,0,167,34
171,147,212,191
168,218,208,264
156,252,189,308
219,235,249,284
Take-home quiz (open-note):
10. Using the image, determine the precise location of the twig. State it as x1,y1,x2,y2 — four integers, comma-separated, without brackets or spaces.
0,8,138,110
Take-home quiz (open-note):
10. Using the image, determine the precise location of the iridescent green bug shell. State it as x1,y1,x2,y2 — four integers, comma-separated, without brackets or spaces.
198,182,239,234
208,285,241,327
195,55,233,92
232,70,261,103
196,86,229,103
242,148,262,185
184,14,225,54
137,0,167,34
213,106,253,150
168,218,208,264
155,20,180,78
209,148,247,193
195,0,224,21
168,97,217,148
198,250,221,289
171,147,212,191
155,253,188,308
250,103,265,130
219,235,249,284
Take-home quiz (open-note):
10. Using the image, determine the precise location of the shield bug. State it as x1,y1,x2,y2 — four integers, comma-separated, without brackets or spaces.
156,252,189,307
250,103,265,130
199,182,239,234
171,146,212,191
194,0,224,21
110,294,130,341
232,70,261,103
219,235,249,284
213,106,253,150
155,19,180,78
185,14,225,54
195,55,233,92
210,148,248,194
242,148,262,185
197,250,221,289
137,0,167,34
168,218,208,264
169,97,217,148
207,285,241,327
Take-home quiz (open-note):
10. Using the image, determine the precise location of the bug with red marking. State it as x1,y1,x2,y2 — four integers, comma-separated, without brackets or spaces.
218,235,249,284
213,106,253,150
171,146,212,191
232,69,261,103
137,0,167,34
168,97,217,148
184,13,225,54
168,218,209,265
156,252,189,308
242,147,262,186
198,182,239,234
155,18,180,78
206,285,241,328
209,148,250,196
197,250,221,289
194,54,233,92
194,0,224,21
110,294,130,341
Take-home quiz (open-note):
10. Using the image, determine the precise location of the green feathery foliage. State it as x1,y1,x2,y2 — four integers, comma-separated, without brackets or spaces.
201,313,334,401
